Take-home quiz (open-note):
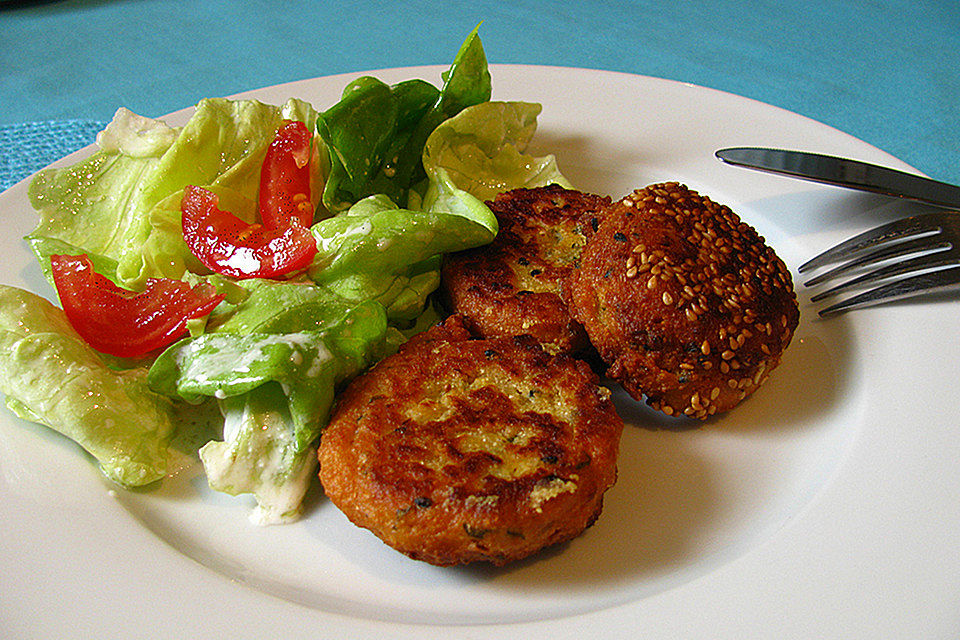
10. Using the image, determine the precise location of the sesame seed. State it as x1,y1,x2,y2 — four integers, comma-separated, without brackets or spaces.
662,291,674,305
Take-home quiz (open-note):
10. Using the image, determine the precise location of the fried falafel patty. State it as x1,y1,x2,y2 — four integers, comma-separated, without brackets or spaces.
318,315,623,566
441,184,611,354
566,182,799,419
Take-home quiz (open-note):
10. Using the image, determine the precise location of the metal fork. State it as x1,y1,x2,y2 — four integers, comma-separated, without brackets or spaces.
798,211,960,317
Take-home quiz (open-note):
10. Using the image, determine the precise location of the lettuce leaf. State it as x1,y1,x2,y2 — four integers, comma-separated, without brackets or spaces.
317,77,439,211
317,23,491,213
309,188,496,320
26,98,323,292
116,97,321,288
421,100,571,204
202,384,319,525
0,285,177,486
26,108,179,289
147,293,397,523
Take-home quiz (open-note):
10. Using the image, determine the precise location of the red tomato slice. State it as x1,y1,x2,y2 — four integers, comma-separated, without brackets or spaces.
50,254,224,359
181,185,317,280
259,119,314,228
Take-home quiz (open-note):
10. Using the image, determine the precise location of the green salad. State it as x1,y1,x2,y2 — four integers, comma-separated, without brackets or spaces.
0,26,571,524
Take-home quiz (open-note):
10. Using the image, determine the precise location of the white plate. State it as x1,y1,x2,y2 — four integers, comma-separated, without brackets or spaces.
2,65,959,639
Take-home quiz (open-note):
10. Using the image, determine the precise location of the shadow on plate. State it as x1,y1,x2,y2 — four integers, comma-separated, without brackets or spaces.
748,189,935,240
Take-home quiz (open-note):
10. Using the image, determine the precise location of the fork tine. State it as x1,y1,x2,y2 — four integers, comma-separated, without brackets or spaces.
810,250,960,302
803,235,952,286
818,265,960,317
798,214,942,273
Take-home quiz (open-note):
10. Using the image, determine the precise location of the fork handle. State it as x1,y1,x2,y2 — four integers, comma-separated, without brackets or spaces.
716,147,960,210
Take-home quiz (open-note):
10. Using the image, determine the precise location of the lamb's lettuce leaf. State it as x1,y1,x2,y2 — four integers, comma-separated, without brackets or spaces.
317,23,491,213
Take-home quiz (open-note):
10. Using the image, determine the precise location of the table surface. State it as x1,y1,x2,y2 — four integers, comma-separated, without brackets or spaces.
1,0,958,192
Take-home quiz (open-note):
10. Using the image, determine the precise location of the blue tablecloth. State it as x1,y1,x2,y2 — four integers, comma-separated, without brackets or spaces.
1,0,957,191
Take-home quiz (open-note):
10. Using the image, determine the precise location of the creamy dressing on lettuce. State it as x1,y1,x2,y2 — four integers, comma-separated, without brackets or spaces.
202,386,317,525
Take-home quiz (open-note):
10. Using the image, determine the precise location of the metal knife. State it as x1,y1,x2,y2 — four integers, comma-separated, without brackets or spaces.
715,147,960,210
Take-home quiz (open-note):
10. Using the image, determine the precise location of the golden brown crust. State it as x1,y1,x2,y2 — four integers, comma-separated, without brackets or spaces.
566,182,799,419
441,185,612,354
318,315,623,566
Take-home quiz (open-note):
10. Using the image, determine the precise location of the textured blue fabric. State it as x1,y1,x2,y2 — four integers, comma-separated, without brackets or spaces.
1,0,957,189
0,120,106,190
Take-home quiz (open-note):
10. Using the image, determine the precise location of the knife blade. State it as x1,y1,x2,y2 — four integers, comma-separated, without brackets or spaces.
715,147,960,210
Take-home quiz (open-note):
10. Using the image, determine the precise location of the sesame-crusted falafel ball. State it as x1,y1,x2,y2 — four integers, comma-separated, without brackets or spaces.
565,182,799,419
